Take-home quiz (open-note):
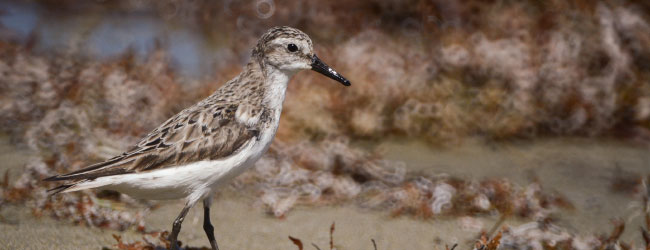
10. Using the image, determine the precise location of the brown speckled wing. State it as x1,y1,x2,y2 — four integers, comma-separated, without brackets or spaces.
48,102,261,181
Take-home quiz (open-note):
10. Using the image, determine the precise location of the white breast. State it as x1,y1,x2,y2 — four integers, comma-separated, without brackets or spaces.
263,67,290,110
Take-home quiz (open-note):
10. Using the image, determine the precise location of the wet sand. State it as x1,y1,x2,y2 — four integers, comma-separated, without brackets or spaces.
1,136,649,249
375,137,650,243
0,136,32,183
0,191,494,250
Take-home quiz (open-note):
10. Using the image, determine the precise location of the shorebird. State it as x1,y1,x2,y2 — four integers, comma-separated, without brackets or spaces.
43,26,350,250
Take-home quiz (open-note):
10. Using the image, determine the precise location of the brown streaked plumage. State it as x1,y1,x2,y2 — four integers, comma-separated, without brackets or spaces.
46,99,270,181
43,26,350,250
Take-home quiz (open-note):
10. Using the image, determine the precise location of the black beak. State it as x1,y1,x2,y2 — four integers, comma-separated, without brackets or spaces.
311,54,351,86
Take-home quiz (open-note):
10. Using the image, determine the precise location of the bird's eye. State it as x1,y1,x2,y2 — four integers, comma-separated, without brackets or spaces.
287,43,298,52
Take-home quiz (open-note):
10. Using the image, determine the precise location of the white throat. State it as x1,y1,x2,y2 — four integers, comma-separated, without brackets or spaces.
263,67,291,110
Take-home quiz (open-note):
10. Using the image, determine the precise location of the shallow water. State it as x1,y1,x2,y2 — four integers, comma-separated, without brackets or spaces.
0,1,231,77
1,136,649,248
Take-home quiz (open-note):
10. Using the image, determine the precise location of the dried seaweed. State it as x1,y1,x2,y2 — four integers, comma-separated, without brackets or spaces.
287,218,647,250
474,231,501,250
289,223,337,250
641,177,650,250
111,230,207,250
288,236,304,250
329,222,335,250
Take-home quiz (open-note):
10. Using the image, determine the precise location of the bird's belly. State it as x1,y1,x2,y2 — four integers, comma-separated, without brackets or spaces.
99,125,277,201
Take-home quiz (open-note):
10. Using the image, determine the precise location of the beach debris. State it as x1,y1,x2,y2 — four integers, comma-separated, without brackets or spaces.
330,222,335,250
288,236,304,250
289,222,336,250
641,177,650,250
473,231,501,250
112,230,210,250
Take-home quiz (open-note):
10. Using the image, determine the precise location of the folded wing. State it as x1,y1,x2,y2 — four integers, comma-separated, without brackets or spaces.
43,102,263,182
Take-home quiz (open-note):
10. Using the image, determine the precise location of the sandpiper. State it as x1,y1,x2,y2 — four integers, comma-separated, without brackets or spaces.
43,26,350,250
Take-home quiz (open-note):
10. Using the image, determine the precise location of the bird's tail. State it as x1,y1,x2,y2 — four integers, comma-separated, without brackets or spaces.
45,179,112,195
46,183,76,195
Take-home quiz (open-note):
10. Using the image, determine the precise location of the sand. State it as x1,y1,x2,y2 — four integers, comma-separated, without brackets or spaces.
0,191,491,250
1,136,649,249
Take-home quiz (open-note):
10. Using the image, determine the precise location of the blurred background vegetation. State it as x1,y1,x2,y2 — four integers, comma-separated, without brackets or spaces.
1,0,650,249
2,0,650,144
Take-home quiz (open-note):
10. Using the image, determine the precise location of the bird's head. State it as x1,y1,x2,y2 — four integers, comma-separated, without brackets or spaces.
252,26,350,86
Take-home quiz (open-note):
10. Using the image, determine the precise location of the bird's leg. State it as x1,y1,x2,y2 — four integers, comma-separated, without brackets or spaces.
203,197,220,250
168,202,192,250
